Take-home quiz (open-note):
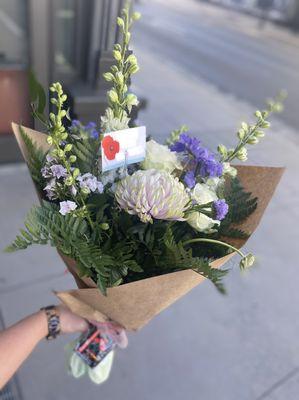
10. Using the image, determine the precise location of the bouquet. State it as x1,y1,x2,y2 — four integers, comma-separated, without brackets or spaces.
6,5,284,334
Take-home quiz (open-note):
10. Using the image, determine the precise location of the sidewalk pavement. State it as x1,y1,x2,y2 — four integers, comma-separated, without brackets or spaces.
1,6,299,400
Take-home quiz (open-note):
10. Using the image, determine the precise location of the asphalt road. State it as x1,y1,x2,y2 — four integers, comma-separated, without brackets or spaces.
134,0,299,131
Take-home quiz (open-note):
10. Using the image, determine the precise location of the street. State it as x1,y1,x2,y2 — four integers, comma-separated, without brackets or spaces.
134,0,299,131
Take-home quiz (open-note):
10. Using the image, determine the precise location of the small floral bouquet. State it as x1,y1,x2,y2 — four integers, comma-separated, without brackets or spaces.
7,5,284,331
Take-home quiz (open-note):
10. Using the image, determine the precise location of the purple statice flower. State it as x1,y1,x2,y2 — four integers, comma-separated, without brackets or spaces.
184,170,196,188
198,156,223,178
213,199,229,221
171,133,223,179
77,173,103,194
59,200,77,216
50,164,67,179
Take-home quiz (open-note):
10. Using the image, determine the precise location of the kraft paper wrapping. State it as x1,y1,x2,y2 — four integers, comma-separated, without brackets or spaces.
12,123,284,330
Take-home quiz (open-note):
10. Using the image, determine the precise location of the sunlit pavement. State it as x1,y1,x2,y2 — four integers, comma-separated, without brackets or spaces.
1,1,299,399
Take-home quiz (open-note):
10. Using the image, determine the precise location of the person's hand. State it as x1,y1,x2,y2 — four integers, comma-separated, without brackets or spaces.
57,305,89,334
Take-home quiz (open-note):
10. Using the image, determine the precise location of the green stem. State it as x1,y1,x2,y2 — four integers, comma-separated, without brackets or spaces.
224,120,263,163
182,238,246,258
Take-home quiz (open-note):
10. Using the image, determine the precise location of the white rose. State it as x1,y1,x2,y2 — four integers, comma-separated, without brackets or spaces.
141,140,182,173
192,182,218,205
187,211,220,233
187,182,219,233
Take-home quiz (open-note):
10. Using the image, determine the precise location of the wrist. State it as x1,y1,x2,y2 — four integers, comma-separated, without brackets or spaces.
33,310,49,340
40,305,61,340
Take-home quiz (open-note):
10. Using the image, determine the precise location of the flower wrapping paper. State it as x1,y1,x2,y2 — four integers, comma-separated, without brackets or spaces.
12,122,284,331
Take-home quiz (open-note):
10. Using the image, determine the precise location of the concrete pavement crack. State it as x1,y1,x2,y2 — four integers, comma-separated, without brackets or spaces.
256,366,299,399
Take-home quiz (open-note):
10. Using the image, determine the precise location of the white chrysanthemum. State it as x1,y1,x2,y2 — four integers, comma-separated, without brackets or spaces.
115,169,189,223
141,140,182,173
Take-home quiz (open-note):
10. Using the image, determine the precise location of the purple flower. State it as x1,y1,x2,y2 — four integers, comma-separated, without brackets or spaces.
71,120,81,128
199,157,223,178
170,133,223,179
77,173,103,193
97,181,104,193
85,122,96,129
213,199,229,221
44,179,56,200
50,164,67,179
70,120,99,139
59,200,77,216
184,170,196,188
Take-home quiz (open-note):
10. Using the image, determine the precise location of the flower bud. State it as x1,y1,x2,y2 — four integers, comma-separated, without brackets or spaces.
117,17,125,28
255,131,265,138
103,72,114,82
240,253,255,270
47,136,53,145
69,155,77,163
126,54,137,65
113,50,122,61
129,64,140,74
261,121,270,128
108,89,119,103
58,149,64,158
72,168,80,178
81,187,90,195
65,176,74,186
247,137,259,145
100,223,110,231
132,12,141,20
64,143,73,152
217,144,227,157
125,93,138,107
236,147,247,161
238,129,245,140
115,71,124,86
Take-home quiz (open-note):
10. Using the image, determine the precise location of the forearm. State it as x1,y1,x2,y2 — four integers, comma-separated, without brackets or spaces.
0,311,47,389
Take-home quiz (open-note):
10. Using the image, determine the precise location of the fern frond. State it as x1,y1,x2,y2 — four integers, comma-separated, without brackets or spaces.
219,177,258,237
19,126,45,184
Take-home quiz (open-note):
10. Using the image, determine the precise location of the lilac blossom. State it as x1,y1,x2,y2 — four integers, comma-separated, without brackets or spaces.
77,173,104,194
44,179,57,200
59,200,77,216
213,199,229,221
50,164,67,179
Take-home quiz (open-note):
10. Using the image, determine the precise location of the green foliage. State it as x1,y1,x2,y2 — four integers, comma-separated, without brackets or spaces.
218,92,287,163
28,70,47,126
218,177,258,238
72,138,100,174
19,125,45,185
161,227,228,293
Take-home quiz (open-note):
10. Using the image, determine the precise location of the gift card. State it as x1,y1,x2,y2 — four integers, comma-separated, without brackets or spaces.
101,126,146,172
